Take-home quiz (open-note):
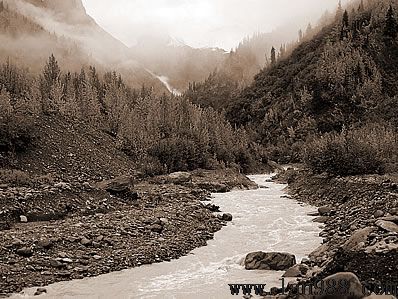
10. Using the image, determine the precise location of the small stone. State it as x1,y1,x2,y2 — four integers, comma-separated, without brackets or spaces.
37,239,53,250
34,288,47,296
222,213,233,221
150,224,163,233
92,241,101,248
159,218,168,226
16,247,33,257
374,210,385,218
80,237,92,246
61,258,73,263
49,260,64,268
95,235,104,242
313,216,329,223
93,255,101,260
20,215,28,223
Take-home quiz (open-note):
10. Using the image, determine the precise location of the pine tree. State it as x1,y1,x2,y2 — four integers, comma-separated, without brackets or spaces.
306,23,313,35
384,5,398,42
271,47,276,65
298,29,303,42
358,0,364,12
343,10,349,28
43,54,60,87
41,54,61,114
336,0,343,20
0,87,13,121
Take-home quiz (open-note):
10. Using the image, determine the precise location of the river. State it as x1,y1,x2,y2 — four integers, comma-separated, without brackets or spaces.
13,174,322,299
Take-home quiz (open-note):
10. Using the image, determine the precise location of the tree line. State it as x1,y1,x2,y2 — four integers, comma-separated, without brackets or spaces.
0,56,265,174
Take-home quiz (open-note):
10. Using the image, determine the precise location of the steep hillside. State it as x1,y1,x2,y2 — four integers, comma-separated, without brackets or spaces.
227,0,398,162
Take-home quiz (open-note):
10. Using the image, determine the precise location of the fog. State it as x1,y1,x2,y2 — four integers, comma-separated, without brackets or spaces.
83,0,350,49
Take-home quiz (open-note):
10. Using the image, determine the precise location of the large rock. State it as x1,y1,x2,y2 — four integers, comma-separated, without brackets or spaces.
375,220,398,234
318,206,334,216
221,213,233,221
379,216,398,223
16,247,33,257
283,264,309,277
96,176,134,194
342,227,375,251
244,252,296,270
167,172,192,184
309,243,330,262
298,272,364,299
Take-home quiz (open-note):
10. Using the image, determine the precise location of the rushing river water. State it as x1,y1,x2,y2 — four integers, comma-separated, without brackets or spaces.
13,175,322,299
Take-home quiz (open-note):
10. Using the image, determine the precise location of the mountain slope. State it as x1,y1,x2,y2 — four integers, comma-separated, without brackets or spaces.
130,35,227,92
227,0,398,161
0,0,167,92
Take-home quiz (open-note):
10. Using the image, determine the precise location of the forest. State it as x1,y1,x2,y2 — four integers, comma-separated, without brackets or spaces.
1,0,398,177
188,0,398,176
0,54,266,175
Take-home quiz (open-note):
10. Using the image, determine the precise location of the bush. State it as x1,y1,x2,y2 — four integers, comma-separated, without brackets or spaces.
148,137,206,173
303,124,397,176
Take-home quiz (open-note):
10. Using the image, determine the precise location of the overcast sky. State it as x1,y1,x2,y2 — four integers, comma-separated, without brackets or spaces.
82,0,349,49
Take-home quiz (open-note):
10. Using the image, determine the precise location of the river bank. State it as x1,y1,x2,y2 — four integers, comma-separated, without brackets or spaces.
7,174,322,299
277,168,398,286
0,169,257,296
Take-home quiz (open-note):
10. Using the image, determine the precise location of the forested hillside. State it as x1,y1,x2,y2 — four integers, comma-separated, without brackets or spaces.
0,54,265,175
225,0,398,174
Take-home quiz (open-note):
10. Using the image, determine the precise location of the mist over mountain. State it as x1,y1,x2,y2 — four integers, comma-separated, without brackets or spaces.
0,0,168,92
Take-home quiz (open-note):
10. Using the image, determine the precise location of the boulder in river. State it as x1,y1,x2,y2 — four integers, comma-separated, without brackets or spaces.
221,213,233,221
34,288,47,296
244,252,296,270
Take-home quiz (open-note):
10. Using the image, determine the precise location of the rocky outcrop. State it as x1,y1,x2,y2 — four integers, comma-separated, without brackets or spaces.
244,252,296,271
96,176,134,194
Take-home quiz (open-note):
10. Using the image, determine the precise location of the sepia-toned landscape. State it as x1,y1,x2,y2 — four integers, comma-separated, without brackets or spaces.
0,0,397,298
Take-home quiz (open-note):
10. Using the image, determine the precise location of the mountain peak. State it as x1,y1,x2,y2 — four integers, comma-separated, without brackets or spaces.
20,0,88,23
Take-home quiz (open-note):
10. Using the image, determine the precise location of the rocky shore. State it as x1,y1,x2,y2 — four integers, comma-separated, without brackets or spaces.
0,169,257,296
275,168,398,295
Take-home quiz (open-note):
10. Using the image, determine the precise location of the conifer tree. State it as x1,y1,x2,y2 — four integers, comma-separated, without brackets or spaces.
271,47,276,65
298,29,303,42
384,5,398,42
336,0,343,20
358,0,364,12
306,23,313,35
343,10,349,28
